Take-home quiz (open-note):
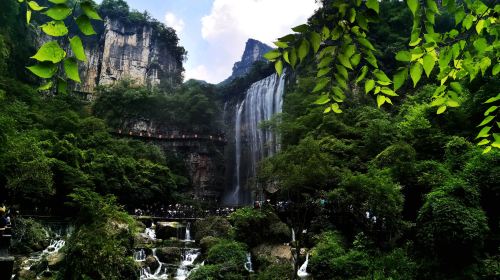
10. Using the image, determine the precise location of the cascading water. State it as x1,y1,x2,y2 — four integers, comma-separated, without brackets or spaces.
22,239,66,271
174,248,200,280
139,249,168,280
225,73,286,205
292,228,296,243
244,252,254,273
183,223,192,242
297,253,310,278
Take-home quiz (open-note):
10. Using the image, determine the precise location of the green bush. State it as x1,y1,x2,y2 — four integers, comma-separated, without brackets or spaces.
206,239,247,267
228,207,290,246
256,264,294,280
194,216,232,241
11,217,49,253
60,189,137,280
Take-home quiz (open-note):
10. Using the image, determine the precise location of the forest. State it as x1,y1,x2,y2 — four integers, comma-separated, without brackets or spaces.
0,0,499,279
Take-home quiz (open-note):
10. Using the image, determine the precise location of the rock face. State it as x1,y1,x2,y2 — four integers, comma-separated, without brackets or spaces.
77,18,183,94
221,39,273,84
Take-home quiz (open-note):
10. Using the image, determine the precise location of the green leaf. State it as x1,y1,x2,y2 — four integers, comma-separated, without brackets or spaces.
366,0,379,13
485,106,498,116
493,64,500,76
309,32,321,54
338,54,352,70
314,94,330,105
348,8,356,23
476,19,485,34
336,64,348,80
292,24,309,33
27,62,58,78
317,67,332,78
49,0,67,3
264,50,281,61
57,77,68,94
41,21,68,37
70,36,87,62
331,103,342,114
26,10,32,24
312,77,330,93
81,1,102,20
478,116,495,127
437,105,447,114
463,14,474,30
289,48,297,69
407,0,419,16
350,53,361,67
298,39,310,62
75,15,97,36
45,4,72,20
477,139,490,146
64,58,81,82
31,41,66,63
377,95,386,108
446,99,460,107
274,41,288,48
393,69,408,91
373,70,391,83
381,87,398,96
275,60,283,76
476,126,492,139
410,62,423,87
365,79,375,94
449,82,462,93
482,146,492,154
484,94,500,104
358,38,375,51
37,81,53,91
28,1,46,11
455,7,466,25
324,106,332,113
356,66,368,83
396,51,411,62
422,54,435,77
479,57,491,76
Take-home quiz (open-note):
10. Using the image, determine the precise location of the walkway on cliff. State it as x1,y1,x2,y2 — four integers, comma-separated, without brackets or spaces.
113,130,227,144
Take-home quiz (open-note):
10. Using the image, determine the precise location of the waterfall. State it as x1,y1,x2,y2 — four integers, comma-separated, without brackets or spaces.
297,253,310,278
184,223,192,242
225,73,286,205
139,248,168,280
292,228,296,243
174,248,200,280
134,249,146,262
244,252,254,273
22,239,66,271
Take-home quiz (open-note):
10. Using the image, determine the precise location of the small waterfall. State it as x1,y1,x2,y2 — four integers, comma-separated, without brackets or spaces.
292,228,296,243
145,226,156,241
22,239,66,271
225,73,286,205
297,253,310,278
183,223,192,242
244,252,254,273
174,248,200,280
134,249,146,262
139,248,168,280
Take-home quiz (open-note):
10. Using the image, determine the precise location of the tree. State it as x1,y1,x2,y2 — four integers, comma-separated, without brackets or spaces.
266,0,500,153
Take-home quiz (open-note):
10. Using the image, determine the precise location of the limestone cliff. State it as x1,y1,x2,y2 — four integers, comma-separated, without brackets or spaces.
77,18,184,94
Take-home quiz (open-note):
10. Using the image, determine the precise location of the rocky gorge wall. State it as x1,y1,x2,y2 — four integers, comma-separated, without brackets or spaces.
76,18,184,94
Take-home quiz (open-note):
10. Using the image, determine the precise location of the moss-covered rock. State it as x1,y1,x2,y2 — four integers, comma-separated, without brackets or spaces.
155,247,181,263
193,216,232,241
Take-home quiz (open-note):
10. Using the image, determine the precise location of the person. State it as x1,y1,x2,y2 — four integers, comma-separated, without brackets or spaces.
0,206,7,229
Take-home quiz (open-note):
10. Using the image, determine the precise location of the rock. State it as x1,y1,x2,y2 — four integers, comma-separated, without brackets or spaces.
252,244,293,266
47,252,64,270
155,247,181,263
199,236,219,253
221,38,273,84
156,222,183,240
145,255,159,272
18,269,36,280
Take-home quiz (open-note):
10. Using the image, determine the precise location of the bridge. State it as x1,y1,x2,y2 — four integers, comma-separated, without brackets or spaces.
114,129,227,144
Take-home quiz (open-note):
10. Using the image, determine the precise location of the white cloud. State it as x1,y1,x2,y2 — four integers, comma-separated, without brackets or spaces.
184,65,210,81
198,0,319,83
164,12,185,34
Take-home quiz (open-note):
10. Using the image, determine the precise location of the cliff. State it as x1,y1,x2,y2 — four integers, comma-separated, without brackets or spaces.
76,17,185,94
220,39,272,85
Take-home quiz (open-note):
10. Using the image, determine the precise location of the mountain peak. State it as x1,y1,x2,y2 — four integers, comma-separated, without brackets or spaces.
221,39,273,84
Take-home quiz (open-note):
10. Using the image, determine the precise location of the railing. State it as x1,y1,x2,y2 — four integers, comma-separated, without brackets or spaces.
114,130,227,143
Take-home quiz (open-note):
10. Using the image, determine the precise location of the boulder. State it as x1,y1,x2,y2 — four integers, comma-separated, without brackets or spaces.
47,252,64,270
145,255,159,272
155,247,181,263
156,222,183,240
252,244,293,267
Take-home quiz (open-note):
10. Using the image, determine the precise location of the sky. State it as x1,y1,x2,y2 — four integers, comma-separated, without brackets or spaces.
94,0,320,84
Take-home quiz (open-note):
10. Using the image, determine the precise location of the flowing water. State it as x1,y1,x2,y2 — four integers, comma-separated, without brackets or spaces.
244,252,254,273
225,73,286,205
297,253,310,278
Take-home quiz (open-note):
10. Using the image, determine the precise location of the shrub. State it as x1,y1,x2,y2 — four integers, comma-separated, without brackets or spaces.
193,216,232,241
206,239,247,267
256,264,294,280
11,218,49,253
